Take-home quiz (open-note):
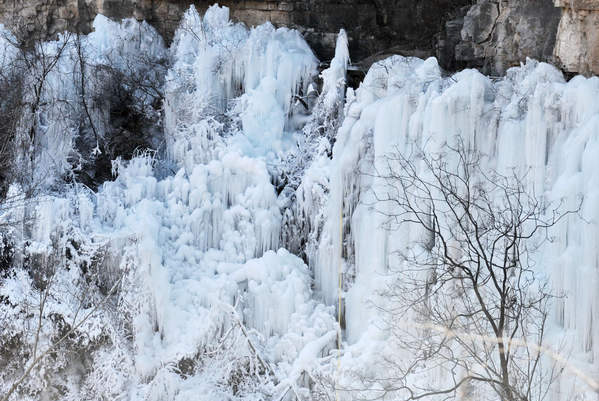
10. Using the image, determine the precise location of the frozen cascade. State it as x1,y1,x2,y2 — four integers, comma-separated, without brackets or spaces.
0,6,336,401
164,5,317,167
92,5,336,399
1,3,599,400
283,28,350,271
310,55,599,399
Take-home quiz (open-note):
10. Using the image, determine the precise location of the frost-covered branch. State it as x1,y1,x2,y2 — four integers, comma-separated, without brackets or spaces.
0,274,123,401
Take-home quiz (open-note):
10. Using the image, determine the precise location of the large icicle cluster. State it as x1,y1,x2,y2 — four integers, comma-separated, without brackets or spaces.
1,3,599,401
164,5,317,167
1,5,337,401
0,16,166,191
307,55,599,400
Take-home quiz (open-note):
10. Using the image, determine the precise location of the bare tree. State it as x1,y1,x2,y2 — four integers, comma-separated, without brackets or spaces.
369,140,578,401
0,17,74,199
0,43,24,198
0,274,123,401
0,21,164,400
0,15,167,193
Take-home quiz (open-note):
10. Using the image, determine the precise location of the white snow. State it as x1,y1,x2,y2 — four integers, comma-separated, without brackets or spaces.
1,4,599,401
312,55,599,399
0,7,335,401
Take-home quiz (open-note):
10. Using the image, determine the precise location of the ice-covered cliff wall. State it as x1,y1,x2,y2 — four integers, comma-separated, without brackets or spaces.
1,3,599,400
9,0,599,76
306,53,599,400
0,0,473,67
0,6,338,400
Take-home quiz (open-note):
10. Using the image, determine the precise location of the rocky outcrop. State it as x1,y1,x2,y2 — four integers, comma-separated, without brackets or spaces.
454,0,561,75
446,0,599,76
0,0,85,37
0,0,473,65
0,0,185,40
2,0,599,76
553,0,599,75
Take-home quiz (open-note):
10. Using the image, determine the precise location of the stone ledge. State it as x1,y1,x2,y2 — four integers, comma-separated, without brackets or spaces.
554,4,599,74
555,0,599,10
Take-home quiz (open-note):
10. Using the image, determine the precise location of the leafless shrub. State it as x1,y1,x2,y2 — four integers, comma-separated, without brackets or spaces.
368,139,579,401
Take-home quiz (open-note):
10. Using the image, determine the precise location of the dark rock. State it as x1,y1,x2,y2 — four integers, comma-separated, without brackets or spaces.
0,0,474,67
436,6,471,71
455,0,561,75
0,0,590,76
462,0,499,44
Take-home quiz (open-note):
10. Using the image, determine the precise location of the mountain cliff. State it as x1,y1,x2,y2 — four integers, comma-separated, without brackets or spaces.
1,0,599,75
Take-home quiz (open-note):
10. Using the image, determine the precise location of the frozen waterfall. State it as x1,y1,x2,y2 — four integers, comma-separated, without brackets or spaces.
0,3,598,401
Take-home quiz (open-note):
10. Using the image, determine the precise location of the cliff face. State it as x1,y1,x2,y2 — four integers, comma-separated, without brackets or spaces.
453,0,562,75
0,0,473,65
0,0,598,75
554,0,599,75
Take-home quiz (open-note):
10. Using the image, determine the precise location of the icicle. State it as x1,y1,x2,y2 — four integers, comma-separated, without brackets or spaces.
310,55,599,400
320,29,350,110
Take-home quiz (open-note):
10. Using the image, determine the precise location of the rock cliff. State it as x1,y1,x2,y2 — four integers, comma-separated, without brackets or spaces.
0,0,473,66
453,0,561,75
0,0,599,75
554,0,599,75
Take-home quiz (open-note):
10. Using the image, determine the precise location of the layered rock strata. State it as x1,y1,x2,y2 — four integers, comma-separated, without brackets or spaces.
1,0,599,75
